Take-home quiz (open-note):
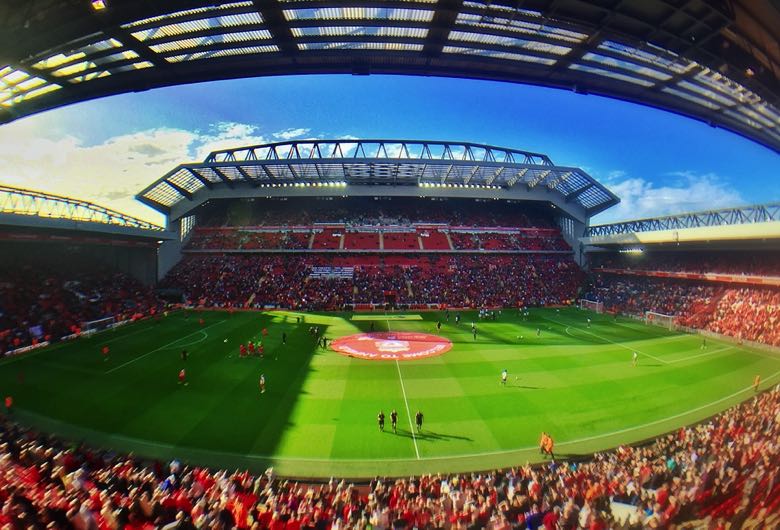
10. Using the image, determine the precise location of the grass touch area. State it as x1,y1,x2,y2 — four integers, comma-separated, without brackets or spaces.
1,307,778,478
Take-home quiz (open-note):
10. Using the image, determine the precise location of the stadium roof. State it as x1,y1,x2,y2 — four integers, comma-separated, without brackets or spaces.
1,1,778,152
0,184,173,239
136,139,619,220
581,202,780,248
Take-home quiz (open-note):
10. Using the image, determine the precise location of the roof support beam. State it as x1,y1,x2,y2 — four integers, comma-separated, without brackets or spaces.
185,168,213,189
211,167,235,188
164,180,192,200
423,0,464,58
235,165,259,187
101,26,166,68
252,0,298,55
565,183,595,202
136,195,170,214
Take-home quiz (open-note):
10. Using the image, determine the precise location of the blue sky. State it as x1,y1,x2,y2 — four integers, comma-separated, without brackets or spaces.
0,74,777,225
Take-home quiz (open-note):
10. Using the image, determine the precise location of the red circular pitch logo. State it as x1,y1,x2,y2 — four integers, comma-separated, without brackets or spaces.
331,332,452,361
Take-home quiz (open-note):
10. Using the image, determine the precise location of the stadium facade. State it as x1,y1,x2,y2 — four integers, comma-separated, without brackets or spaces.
137,139,618,275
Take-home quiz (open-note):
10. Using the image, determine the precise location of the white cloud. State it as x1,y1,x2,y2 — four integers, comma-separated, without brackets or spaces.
272,127,311,141
191,122,268,160
0,121,287,224
592,171,745,224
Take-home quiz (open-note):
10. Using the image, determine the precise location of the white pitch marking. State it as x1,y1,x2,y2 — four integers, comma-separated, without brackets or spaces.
106,320,226,374
386,317,420,460
545,317,669,365
665,346,734,364
42,369,780,464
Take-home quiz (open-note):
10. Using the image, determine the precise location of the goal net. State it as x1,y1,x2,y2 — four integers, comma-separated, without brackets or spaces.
82,316,116,335
579,299,604,313
645,311,675,331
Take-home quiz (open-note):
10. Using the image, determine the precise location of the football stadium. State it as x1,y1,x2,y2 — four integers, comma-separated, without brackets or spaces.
1,1,779,529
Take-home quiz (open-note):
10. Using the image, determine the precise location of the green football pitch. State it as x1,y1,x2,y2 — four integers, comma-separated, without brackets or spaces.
1,307,778,478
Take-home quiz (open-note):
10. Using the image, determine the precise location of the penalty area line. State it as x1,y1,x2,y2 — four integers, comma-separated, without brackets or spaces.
545,317,669,365
106,320,226,374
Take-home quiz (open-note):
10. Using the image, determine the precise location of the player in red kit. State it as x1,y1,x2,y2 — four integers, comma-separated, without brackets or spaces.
239,344,247,358
199,318,205,326
178,368,187,386
101,345,110,362
248,341,255,355
261,328,268,337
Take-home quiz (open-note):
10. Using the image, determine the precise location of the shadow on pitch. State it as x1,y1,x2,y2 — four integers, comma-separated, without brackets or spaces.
392,429,473,442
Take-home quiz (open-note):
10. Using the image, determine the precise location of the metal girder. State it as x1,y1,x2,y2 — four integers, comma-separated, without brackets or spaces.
565,182,594,202
207,140,553,166
164,179,193,201
185,168,213,189
101,26,167,69
136,194,170,215
526,169,552,189
252,0,300,55
506,168,529,187
235,165,259,187
423,0,464,57
138,139,618,217
586,202,780,236
211,167,235,188
546,171,572,190
486,166,505,186
0,184,164,230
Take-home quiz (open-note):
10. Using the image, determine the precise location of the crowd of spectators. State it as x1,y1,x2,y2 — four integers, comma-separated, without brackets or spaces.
188,231,309,251
591,252,780,278
186,229,569,253
161,254,583,310
583,275,780,346
683,288,780,347
2,382,778,529
0,255,161,356
194,198,559,229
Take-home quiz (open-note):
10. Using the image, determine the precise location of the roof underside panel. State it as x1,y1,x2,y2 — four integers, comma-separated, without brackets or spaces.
135,139,619,217
0,1,778,152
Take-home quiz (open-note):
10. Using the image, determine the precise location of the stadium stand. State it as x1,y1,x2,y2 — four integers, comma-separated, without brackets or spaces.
418,229,452,251
1,384,777,529
381,231,419,251
0,254,162,356
584,262,780,346
182,199,571,254
162,254,582,310
590,252,780,278
192,199,557,230
166,198,580,310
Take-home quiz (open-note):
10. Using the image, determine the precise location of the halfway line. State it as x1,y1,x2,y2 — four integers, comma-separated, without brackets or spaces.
386,317,420,460
395,360,420,460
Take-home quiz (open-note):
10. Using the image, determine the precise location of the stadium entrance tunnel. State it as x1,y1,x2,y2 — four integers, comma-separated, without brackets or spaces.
331,332,452,361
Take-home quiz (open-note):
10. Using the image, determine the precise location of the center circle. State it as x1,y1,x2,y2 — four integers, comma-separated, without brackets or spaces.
331,332,453,360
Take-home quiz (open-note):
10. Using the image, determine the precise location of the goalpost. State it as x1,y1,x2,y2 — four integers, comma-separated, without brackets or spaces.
82,316,116,335
578,299,604,313
645,311,676,331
